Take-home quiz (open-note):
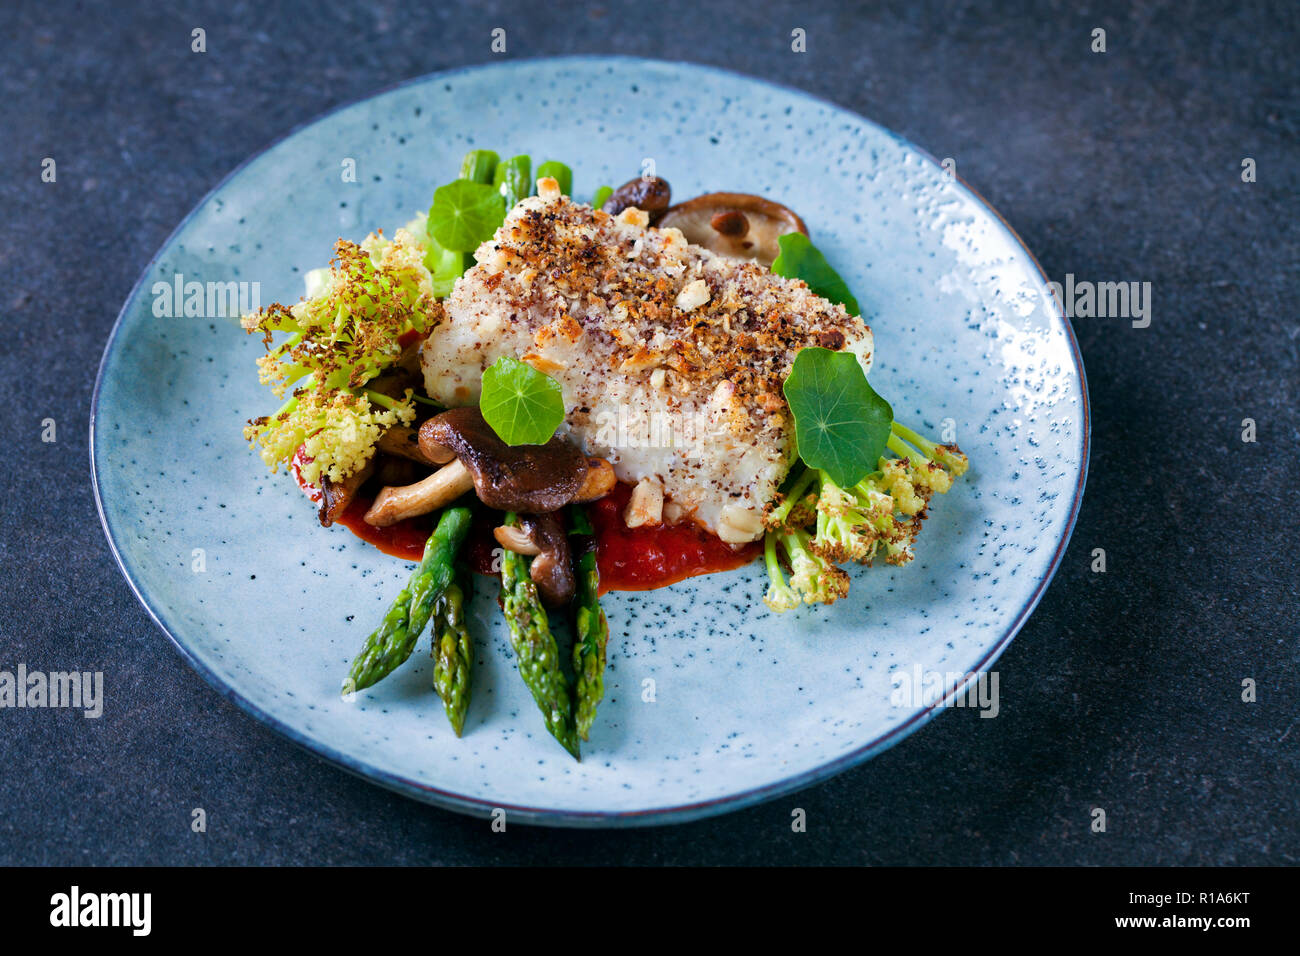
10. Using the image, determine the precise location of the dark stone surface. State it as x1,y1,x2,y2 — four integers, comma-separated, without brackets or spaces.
1,0,1296,864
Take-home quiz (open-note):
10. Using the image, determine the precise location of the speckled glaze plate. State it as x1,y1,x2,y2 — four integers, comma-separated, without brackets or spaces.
92,57,1088,826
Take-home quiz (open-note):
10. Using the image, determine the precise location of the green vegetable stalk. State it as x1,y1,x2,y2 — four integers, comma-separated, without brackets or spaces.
459,149,499,185
499,512,581,759
426,239,468,299
431,565,474,736
535,160,573,198
591,185,613,209
568,506,608,741
343,506,472,693
493,154,532,210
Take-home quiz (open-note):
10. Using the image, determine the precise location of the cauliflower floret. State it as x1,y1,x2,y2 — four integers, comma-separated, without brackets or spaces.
246,387,414,486
879,457,928,516
762,421,969,612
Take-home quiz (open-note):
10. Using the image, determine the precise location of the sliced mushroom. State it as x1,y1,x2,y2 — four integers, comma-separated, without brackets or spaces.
573,457,616,502
373,455,419,488
602,175,672,222
518,514,575,607
319,459,375,527
420,407,586,513
493,524,542,556
379,425,453,466
363,459,474,527
657,192,808,266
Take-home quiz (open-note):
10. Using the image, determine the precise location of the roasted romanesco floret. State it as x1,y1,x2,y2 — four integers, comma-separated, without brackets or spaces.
252,388,414,486
242,230,442,486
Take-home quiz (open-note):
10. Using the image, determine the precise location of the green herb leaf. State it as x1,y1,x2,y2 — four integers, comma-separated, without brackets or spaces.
479,356,566,446
771,233,861,317
428,180,506,254
782,347,893,488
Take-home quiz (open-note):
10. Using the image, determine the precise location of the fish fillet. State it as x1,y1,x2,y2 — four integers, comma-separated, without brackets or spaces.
421,182,873,541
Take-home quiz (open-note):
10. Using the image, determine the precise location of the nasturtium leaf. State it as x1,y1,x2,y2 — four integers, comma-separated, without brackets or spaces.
479,356,566,446
428,179,506,253
771,233,862,317
782,347,893,488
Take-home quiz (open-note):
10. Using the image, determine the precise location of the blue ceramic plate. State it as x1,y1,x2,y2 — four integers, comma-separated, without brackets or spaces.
92,57,1088,826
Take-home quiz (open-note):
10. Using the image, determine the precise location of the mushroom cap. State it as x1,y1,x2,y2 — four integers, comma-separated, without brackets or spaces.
658,192,808,266
419,407,585,513
601,176,672,221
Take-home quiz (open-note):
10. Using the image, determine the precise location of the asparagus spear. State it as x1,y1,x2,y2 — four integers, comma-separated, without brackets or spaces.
431,566,474,736
493,154,532,211
499,512,581,759
568,506,608,741
591,185,613,210
407,507,472,638
535,160,572,198
459,149,499,185
343,506,472,694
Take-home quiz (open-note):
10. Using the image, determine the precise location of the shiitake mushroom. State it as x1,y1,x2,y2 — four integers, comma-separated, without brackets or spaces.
657,192,808,266
601,175,672,222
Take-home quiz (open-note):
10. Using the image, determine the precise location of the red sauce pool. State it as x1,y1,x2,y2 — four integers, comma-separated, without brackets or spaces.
333,482,760,593
588,483,761,593
337,496,436,560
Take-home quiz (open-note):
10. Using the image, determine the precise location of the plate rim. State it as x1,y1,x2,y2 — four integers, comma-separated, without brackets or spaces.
90,54,1091,828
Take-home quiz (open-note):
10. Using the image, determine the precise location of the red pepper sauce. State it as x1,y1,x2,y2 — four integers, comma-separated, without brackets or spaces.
333,483,760,592
588,483,761,594
337,495,434,560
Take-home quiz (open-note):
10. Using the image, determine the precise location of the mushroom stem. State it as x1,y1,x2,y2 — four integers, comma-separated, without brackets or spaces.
519,513,576,607
363,459,474,527
493,525,542,556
